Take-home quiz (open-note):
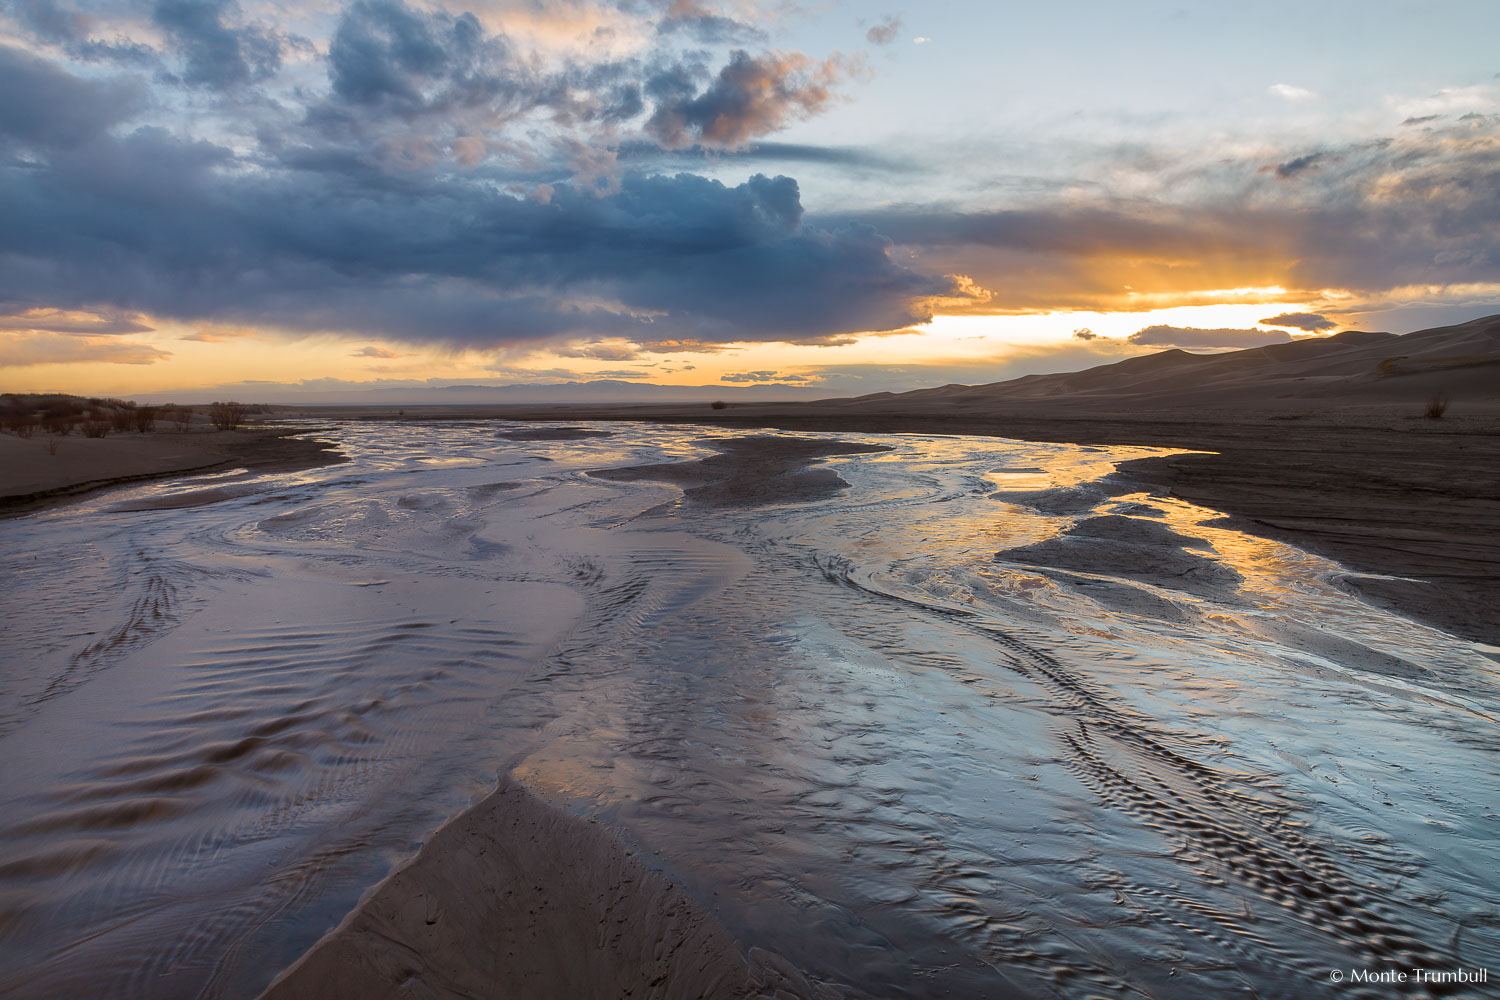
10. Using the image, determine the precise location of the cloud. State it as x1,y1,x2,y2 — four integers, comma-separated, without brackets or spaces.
1268,83,1317,102
0,332,171,365
557,340,644,360
866,16,901,46
326,0,483,108
588,368,650,378
1127,326,1294,349
814,118,1500,313
351,345,400,357
1072,327,1098,340
1273,152,1325,179
646,49,845,149
0,306,153,335
0,44,145,149
180,324,257,342
0,89,954,347
1259,311,1336,331
719,370,813,383
912,36,930,45
153,0,283,90
658,0,767,44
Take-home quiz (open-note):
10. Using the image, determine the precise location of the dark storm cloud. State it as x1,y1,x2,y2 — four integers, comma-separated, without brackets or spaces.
327,0,484,107
1128,326,1293,349
1260,312,1336,331
646,49,841,149
153,0,282,89
10,0,156,64
0,44,144,148
12,0,85,44
0,92,951,345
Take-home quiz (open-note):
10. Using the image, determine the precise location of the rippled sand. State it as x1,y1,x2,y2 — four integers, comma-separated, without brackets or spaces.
1,422,1496,999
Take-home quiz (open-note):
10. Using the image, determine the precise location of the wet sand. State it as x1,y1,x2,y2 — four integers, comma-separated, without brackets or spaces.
261,778,829,1000
0,427,344,518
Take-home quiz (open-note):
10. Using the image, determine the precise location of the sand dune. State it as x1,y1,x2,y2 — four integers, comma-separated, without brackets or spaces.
824,314,1499,412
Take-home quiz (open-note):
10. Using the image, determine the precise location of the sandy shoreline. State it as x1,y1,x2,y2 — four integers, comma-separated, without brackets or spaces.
0,426,345,517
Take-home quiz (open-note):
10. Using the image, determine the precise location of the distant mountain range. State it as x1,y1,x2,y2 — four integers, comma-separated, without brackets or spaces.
138,378,830,406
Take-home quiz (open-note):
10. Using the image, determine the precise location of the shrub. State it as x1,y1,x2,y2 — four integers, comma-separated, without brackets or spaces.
1424,395,1450,419
710,400,728,410
111,404,136,432
171,406,193,431
45,438,59,455
133,406,157,433
82,418,110,438
209,401,246,431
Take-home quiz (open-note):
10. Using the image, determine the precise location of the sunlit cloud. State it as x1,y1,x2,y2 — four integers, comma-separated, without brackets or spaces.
0,332,171,366
1268,83,1318,102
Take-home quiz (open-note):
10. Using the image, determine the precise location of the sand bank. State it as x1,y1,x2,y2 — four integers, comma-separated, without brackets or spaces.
590,435,890,508
259,778,832,1000
0,427,344,517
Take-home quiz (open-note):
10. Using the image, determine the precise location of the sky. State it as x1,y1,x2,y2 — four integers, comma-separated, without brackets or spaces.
2,0,1498,401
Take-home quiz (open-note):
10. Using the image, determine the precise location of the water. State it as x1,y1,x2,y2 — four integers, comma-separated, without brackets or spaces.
1,421,1496,999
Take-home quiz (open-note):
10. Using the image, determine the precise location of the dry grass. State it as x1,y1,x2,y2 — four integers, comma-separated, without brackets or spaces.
1424,395,1451,419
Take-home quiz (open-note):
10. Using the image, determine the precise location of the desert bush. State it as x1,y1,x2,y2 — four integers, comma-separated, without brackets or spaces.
133,406,157,433
710,400,728,410
1424,395,1450,419
42,412,76,435
45,438,59,455
82,418,110,438
209,401,246,431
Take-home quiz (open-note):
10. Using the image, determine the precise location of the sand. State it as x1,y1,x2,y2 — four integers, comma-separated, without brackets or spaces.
259,778,832,1000
589,436,890,508
0,427,344,517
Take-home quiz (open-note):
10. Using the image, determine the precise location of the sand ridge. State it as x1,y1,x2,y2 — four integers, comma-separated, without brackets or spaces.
0,427,345,517
258,777,837,1000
